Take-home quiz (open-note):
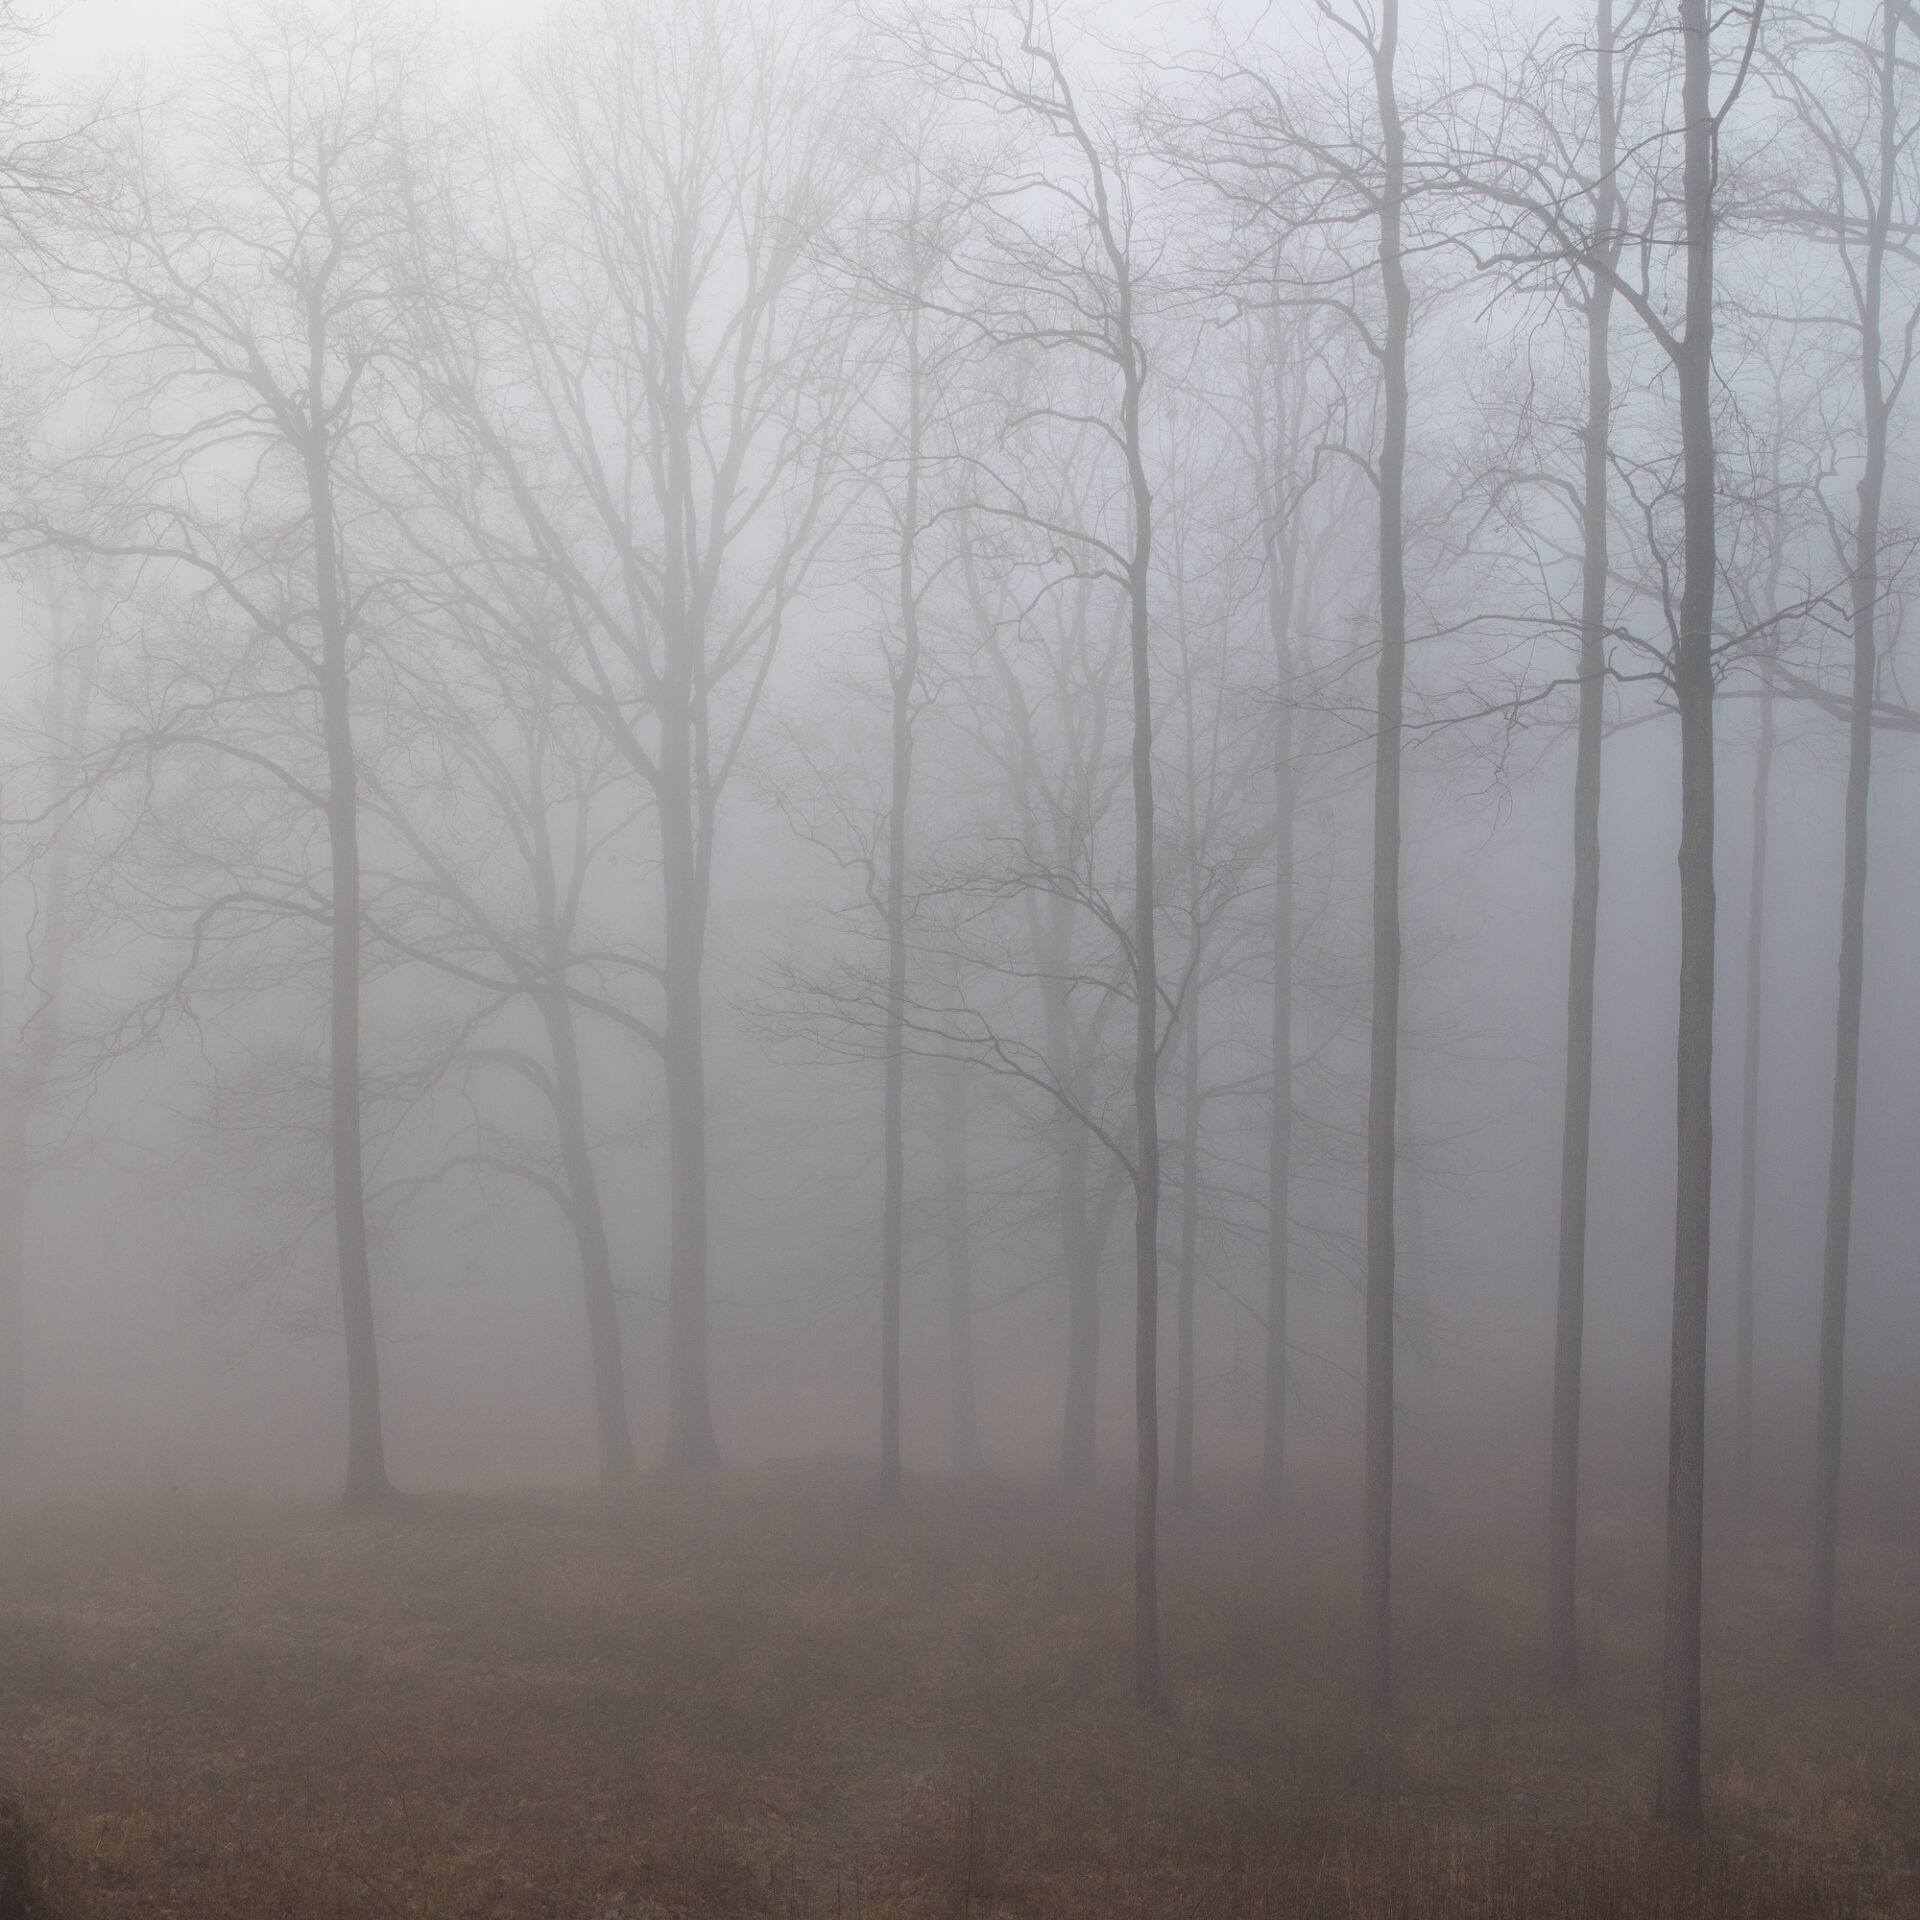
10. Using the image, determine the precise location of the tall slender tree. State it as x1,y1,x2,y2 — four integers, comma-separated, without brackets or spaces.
1187,0,1419,1707
1653,0,1744,1823
1769,0,1920,1658
939,1036,984,1473
1546,0,1623,1689
1239,302,1328,1513
954,500,1130,1488
892,0,1167,1702
1358,0,1413,1715
1734,673,1772,1509
417,0,855,1468
848,122,974,1503
1465,0,1759,1810
46,9,430,1504
354,614,644,1486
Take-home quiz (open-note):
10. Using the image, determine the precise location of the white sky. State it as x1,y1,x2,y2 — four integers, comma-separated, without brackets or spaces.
32,0,550,93
41,0,224,84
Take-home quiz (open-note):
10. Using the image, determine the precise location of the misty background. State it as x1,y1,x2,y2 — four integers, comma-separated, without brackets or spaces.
0,0,1909,1585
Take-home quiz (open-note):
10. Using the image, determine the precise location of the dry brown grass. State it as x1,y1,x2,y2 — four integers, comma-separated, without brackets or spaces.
0,1457,1912,1917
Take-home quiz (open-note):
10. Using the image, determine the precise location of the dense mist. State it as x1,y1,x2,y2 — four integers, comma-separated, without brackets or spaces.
0,0,1914,1910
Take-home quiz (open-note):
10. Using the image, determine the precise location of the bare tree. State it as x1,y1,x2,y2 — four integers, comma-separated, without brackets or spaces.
1733,666,1771,1511
881,0,1170,1701
1358,0,1413,1717
1459,0,1762,1812
1654,0,1754,1823
840,119,980,1503
1768,0,1920,1658
1158,379,1263,1511
1249,311,1311,1516
1186,0,1419,1705
1727,362,1800,1517
952,499,1131,1489
1537,0,1624,1689
418,0,857,1468
354,599,646,1485
1446,0,1635,1689
37,8,431,1504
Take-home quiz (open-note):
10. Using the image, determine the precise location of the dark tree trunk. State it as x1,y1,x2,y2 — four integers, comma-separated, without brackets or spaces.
880,299,925,1507
1656,0,1720,1825
1258,333,1300,1515
1363,0,1410,1712
307,404,390,1511
1171,984,1201,1508
1060,1115,1100,1485
942,1049,983,1474
539,987,636,1484
1264,683,1294,1513
660,736,719,1470
1734,672,1771,1516
1397,1074,1432,1379
1052,1099,1130,1489
1106,180,1161,1715
656,244,720,1471
1547,0,1618,1685
1125,432,1161,1713
1028,864,1103,1488
324,724,386,1509
1813,0,1898,1660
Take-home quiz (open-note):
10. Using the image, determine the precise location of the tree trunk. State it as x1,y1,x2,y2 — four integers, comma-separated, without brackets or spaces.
1171,983,1200,1507
539,987,636,1484
1264,683,1294,1512
1032,867,1102,1488
942,1049,983,1474
1547,0,1618,1684
1059,1114,1100,1485
1397,1073,1433,1383
323,681,386,1508
1813,0,1897,1661
1363,0,1410,1712
1734,672,1771,1517
1126,500,1161,1714
1259,332,1299,1515
654,203,721,1473
656,613,720,1468
661,787,719,1471
880,298,925,1506
1656,0,1719,1825
1114,231,1161,1717
307,407,390,1511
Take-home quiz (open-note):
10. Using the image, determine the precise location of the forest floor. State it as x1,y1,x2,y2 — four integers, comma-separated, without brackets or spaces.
0,1455,1914,1918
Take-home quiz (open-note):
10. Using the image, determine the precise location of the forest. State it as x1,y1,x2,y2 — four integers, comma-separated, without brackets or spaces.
0,0,1916,1912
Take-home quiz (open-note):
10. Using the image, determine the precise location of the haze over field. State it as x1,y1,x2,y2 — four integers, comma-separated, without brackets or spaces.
0,0,1916,1908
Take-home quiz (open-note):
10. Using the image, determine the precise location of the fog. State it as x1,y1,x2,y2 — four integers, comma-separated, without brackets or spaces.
0,0,1913,1907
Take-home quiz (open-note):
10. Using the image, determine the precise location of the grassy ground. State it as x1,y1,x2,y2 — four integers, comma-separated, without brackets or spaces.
0,1457,1913,1917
